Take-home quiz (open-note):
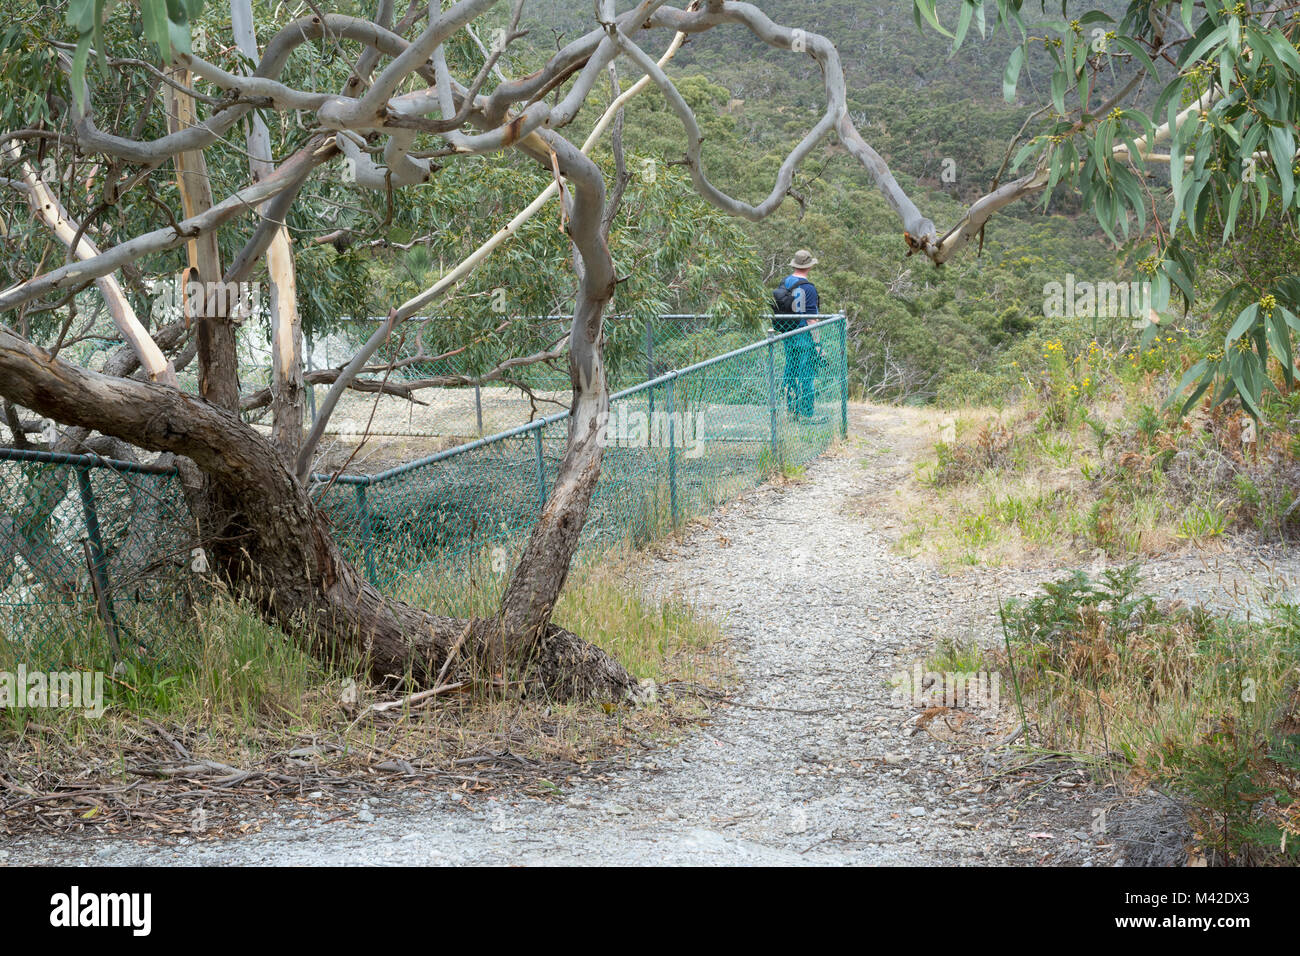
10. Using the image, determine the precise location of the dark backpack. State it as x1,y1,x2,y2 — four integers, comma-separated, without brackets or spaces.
772,277,812,332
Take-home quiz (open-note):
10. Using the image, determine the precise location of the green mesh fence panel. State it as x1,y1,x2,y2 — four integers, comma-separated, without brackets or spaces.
0,451,200,668
312,316,847,591
181,314,770,436
2,316,846,666
351,313,765,394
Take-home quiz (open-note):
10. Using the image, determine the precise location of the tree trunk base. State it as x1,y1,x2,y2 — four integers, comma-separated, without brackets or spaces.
526,621,640,702
0,329,638,704
293,543,638,704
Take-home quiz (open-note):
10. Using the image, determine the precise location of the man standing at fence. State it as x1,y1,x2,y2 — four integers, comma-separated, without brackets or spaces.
772,250,826,422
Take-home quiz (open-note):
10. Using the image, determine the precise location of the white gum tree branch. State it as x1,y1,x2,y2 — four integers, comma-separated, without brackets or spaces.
294,16,691,477
9,1,1189,369
11,0,1180,327
931,87,1219,264
1,142,177,387
1111,90,1216,163
0,135,339,315
392,22,688,320
232,0,305,459
636,3,1188,263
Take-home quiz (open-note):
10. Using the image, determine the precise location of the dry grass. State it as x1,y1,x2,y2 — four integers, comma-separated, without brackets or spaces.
0,548,731,836
887,399,1245,568
997,569,1300,863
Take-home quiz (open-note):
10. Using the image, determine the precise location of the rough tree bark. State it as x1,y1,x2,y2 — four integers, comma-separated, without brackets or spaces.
6,0,1150,702
0,326,636,700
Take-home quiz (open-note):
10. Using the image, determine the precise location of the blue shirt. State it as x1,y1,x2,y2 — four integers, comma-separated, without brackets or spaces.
783,275,818,321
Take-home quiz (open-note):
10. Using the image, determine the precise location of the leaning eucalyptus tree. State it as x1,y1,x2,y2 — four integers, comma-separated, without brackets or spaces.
2,0,1294,698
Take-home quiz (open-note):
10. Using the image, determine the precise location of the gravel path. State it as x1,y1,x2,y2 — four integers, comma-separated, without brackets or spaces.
7,405,1297,866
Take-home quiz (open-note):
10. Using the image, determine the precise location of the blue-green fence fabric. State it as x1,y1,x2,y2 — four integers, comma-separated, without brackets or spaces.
310,317,848,592
201,315,764,420
2,316,846,665
348,313,767,393
0,451,199,664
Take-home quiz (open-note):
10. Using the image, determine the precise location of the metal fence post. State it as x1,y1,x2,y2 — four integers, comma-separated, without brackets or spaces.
645,321,655,418
1,319,860,641
533,427,547,510
355,483,376,582
838,315,848,438
474,383,484,437
765,334,779,463
75,465,120,652
666,379,679,527
305,331,318,425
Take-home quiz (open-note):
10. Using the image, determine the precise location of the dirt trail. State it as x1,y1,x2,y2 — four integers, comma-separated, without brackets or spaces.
8,404,1297,866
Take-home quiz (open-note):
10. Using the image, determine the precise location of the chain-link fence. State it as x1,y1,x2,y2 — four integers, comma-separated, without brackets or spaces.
0,450,199,666
317,313,762,389
287,313,767,439
62,312,770,439
309,317,848,597
2,316,846,665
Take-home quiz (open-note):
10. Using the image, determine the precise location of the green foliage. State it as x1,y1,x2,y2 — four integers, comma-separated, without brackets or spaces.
1004,564,1151,649
1003,566,1300,863
65,0,206,109
927,635,988,673
14,0,1299,416
0,1,764,359
544,0,1124,401
1160,715,1300,864
928,1,1300,421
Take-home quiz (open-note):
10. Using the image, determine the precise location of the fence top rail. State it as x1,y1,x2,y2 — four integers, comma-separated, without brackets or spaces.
0,446,179,476
311,406,573,486
8,316,844,488
312,315,846,487
336,312,847,324
614,315,847,397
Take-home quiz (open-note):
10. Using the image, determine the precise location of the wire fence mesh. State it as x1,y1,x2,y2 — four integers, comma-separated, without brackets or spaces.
322,313,765,391
309,316,848,597
1,316,846,666
0,451,200,667
251,314,769,439
51,313,769,439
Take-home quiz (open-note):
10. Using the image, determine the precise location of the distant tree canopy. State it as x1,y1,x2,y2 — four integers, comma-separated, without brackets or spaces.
920,1,1300,418
0,3,762,353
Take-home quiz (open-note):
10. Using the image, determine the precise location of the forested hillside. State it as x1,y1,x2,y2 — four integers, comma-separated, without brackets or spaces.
507,0,1131,401
0,0,1135,401
3,0,1299,876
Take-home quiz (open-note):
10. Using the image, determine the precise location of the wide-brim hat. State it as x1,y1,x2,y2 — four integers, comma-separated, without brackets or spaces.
789,249,818,269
